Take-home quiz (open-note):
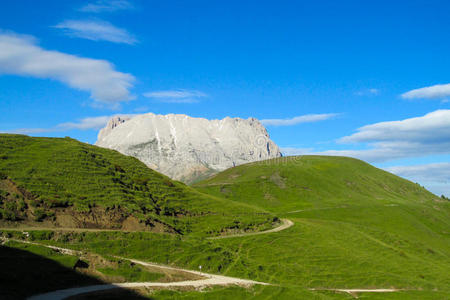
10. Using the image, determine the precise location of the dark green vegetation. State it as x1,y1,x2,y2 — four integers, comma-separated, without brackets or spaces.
1,136,449,299
97,261,163,283
0,134,275,236
4,239,166,283
0,241,147,300
5,239,80,269
1,238,200,299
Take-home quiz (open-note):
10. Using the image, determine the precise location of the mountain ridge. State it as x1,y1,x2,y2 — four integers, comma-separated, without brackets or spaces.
96,113,282,183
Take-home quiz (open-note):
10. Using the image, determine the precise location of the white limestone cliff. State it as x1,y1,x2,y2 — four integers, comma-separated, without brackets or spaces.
96,113,281,183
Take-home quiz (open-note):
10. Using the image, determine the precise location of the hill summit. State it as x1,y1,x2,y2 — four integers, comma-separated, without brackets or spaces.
96,113,281,183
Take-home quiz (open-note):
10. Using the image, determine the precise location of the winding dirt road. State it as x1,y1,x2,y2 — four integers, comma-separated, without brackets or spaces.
20,219,295,298
3,238,271,300
5,219,403,299
28,257,269,300
310,288,402,297
208,218,294,239
19,220,296,299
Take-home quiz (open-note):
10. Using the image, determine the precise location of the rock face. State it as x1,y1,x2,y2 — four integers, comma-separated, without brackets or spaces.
97,115,131,138
96,113,282,183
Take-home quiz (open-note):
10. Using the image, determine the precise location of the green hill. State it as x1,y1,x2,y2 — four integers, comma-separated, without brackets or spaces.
2,141,449,299
194,155,440,212
188,156,450,298
0,134,275,236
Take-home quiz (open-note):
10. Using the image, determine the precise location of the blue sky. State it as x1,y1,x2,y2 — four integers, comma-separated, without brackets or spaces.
1,0,449,196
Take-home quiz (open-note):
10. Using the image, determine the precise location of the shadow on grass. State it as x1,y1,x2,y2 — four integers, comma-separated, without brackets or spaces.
0,245,148,300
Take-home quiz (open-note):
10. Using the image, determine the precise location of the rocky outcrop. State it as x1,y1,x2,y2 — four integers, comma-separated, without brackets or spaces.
97,115,131,141
95,113,281,183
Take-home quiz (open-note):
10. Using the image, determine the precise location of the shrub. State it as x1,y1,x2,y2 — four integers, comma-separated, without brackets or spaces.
5,201,17,212
47,198,70,208
114,164,125,173
30,230,54,241
29,199,40,208
33,208,47,222
133,177,149,185
163,179,175,187
1,209,17,221
17,199,27,211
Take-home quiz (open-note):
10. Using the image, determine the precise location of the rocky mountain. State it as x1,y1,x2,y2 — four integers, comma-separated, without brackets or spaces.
96,113,281,183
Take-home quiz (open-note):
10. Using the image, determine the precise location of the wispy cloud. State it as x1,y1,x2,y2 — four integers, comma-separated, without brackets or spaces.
3,127,55,135
2,115,133,135
354,88,379,96
386,163,450,183
339,109,450,144
54,20,137,45
315,110,450,162
280,110,450,163
280,147,314,156
261,113,339,126
80,0,134,13
57,116,113,130
401,83,450,100
385,163,450,197
0,32,134,105
143,90,207,103
133,106,149,113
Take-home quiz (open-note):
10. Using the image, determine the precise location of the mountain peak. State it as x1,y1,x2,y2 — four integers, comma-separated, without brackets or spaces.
95,113,281,183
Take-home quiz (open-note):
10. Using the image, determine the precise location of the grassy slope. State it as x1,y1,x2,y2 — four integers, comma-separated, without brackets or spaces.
193,156,450,298
12,156,449,298
2,143,449,299
194,156,440,212
0,134,274,236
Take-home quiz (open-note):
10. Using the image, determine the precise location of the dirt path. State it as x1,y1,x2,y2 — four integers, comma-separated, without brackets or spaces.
208,218,294,239
28,276,269,300
0,226,134,232
8,240,269,300
285,206,350,214
0,218,295,238
310,288,401,298
7,221,403,299
3,238,82,256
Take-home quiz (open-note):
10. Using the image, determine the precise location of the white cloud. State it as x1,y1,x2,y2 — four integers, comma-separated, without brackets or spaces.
385,163,450,197
316,144,448,163
281,110,450,163
280,147,314,156
355,88,379,96
261,113,338,126
401,83,450,100
2,115,134,134
143,90,207,103
315,110,450,162
80,0,134,13
133,106,149,113
0,32,134,104
54,20,137,45
386,163,450,183
340,110,450,144
3,128,54,135
57,116,113,130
